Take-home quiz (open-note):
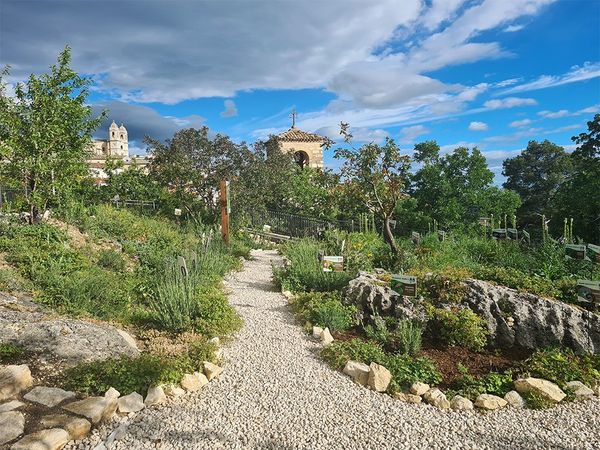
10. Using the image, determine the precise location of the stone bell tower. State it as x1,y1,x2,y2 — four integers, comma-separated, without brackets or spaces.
275,110,324,169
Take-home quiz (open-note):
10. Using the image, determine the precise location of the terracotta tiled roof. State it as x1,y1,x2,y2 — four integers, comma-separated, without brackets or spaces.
276,127,324,142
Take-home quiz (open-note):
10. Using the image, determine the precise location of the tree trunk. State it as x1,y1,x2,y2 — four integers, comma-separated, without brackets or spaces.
383,216,399,254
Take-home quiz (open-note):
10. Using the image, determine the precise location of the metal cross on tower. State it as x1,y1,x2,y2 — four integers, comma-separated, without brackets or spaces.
290,108,297,128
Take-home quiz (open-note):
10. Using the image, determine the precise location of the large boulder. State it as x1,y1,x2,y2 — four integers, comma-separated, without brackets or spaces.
341,272,426,323
0,292,139,366
464,279,600,353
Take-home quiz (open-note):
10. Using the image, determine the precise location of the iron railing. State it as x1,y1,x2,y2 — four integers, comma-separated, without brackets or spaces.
249,210,357,239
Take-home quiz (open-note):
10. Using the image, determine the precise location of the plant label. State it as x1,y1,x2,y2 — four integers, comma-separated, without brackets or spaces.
587,244,600,264
577,280,600,304
177,256,188,277
391,274,417,297
190,251,198,270
411,231,421,245
322,256,343,272
174,208,182,216
438,230,446,242
263,224,271,233
491,228,507,240
479,217,490,226
565,244,587,260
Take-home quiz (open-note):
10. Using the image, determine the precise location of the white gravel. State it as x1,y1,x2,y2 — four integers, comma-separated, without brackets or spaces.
68,250,600,450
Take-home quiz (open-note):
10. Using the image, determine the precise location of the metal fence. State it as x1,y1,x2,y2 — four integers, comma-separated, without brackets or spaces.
0,186,28,207
111,199,157,210
249,210,357,239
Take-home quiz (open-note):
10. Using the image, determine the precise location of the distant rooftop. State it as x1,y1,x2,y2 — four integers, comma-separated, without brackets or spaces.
276,126,324,143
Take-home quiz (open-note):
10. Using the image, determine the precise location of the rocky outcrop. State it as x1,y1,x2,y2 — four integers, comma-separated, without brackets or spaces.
464,279,600,353
0,292,139,366
341,272,427,323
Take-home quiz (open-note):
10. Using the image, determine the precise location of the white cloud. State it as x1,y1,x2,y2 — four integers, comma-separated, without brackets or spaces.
501,61,600,94
484,97,537,109
545,124,581,133
220,99,238,118
469,121,488,131
399,124,429,144
484,127,543,143
421,0,466,31
439,141,479,155
575,104,599,115
496,78,521,87
503,24,525,32
509,118,533,127
315,125,389,144
538,109,569,118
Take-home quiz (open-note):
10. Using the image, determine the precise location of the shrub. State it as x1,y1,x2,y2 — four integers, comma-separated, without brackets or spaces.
321,339,386,370
63,340,217,396
193,286,243,337
523,391,554,410
522,348,600,387
0,342,24,362
384,354,442,392
451,364,514,400
392,320,422,356
429,307,488,352
97,249,126,271
364,315,392,346
311,300,356,332
150,267,198,333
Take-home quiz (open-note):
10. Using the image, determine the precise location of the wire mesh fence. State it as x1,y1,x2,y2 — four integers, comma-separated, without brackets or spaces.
248,209,357,239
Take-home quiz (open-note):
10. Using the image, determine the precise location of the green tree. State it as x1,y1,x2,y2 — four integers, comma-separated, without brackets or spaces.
555,115,600,242
334,125,411,254
502,140,572,229
0,46,104,223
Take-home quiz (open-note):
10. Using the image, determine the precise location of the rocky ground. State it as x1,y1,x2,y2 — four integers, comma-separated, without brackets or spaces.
67,250,600,450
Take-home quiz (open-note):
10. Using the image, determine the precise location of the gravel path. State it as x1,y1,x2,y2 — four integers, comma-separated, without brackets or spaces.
73,250,600,450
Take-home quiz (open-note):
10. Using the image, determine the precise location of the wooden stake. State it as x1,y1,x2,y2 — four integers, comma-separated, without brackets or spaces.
220,180,230,246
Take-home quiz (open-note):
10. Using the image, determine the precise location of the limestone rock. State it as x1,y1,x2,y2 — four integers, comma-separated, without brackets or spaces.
464,279,600,353
565,381,595,399
104,387,120,399
181,373,202,392
312,326,323,339
393,392,422,404
117,392,145,413
11,428,69,450
504,390,525,408
450,395,474,411
24,386,75,407
594,385,600,397
474,394,507,410
209,337,220,346
144,386,166,406
203,362,224,381
423,388,450,410
282,290,293,300
163,384,185,397
0,365,33,401
63,396,117,424
342,361,370,386
0,411,24,445
0,400,24,413
409,382,430,396
367,363,391,392
39,414,91,440
320,328,334,346
514,377,566,403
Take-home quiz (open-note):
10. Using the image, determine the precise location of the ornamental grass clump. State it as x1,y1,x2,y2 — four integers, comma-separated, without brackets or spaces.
393,320,422,356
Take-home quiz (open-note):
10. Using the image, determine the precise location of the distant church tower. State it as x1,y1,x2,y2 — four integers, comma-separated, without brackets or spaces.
107,120,128,158
275,109,324,169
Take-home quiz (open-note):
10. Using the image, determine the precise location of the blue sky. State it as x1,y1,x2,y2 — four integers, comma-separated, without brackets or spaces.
1,0,599,182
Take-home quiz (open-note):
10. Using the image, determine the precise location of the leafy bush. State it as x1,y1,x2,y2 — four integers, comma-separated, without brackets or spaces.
311,300,356,332
321,339,386,370
97,249,126,271
193,285,243,337
451,364,514,400
392,320,422,356
429,307,488,352
523,391,554,410
522,348,600,387
323,230,391,273
385,354,442,392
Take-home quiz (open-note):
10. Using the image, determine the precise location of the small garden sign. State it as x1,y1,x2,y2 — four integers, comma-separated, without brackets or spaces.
577,280,600,305
566,244,587,260
322,256,344,272
390,274,417,297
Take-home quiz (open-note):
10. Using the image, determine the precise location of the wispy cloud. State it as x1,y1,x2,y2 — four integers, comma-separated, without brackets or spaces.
510,118,532,128
484,97,537,109
469,121,488,131
501,62,600,94
538,109,569,118
503,24,525,32
220,99,238,118
399,124,429,144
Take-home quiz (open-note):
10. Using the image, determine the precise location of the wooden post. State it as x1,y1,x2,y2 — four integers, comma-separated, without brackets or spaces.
220,180,230,246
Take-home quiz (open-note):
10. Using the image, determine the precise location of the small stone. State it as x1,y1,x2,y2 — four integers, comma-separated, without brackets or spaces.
320,328,334,346
423,388,450,410
409,382,430,396
312,326,323,339
39,414,91,440
11,428,69,450
209,337,220,346
163,384,185,397
144,386,166,406
0,411,24,445
0,400,25,413
104,387,120,399
203,362,224,381
0,365,33,401
117,392,145,413
514,377,566,403
181,373,208,392
342,361,370,386
393,392,422,404
63,397,117,424
475,394,508,410
593,385,600,397
504,390,525,408
23,386,76,407
367,362,391,392
565,381,595,399
450,395,473,411
282,290,293,300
